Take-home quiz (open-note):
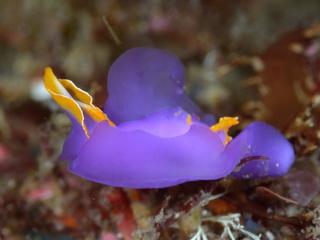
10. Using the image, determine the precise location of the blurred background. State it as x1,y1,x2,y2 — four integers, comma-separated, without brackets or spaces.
1,0,320,239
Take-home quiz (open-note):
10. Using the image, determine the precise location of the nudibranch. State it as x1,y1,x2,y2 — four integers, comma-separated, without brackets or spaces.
44,47,294,188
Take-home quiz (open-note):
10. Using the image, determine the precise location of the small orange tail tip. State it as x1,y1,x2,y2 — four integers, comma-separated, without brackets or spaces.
210,117,239,145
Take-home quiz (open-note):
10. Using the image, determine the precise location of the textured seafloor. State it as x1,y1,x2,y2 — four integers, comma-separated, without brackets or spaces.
1,1,320,239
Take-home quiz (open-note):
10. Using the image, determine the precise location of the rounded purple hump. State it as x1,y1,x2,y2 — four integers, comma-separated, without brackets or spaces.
104,47,201,123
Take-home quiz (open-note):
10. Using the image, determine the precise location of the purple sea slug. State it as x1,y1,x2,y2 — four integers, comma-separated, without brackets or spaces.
44,47,295,188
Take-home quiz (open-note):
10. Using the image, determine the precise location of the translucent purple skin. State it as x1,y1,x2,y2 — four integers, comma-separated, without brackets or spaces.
229,121,295,178
68,109,239,188
104,47,201,123
60,47,295,188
